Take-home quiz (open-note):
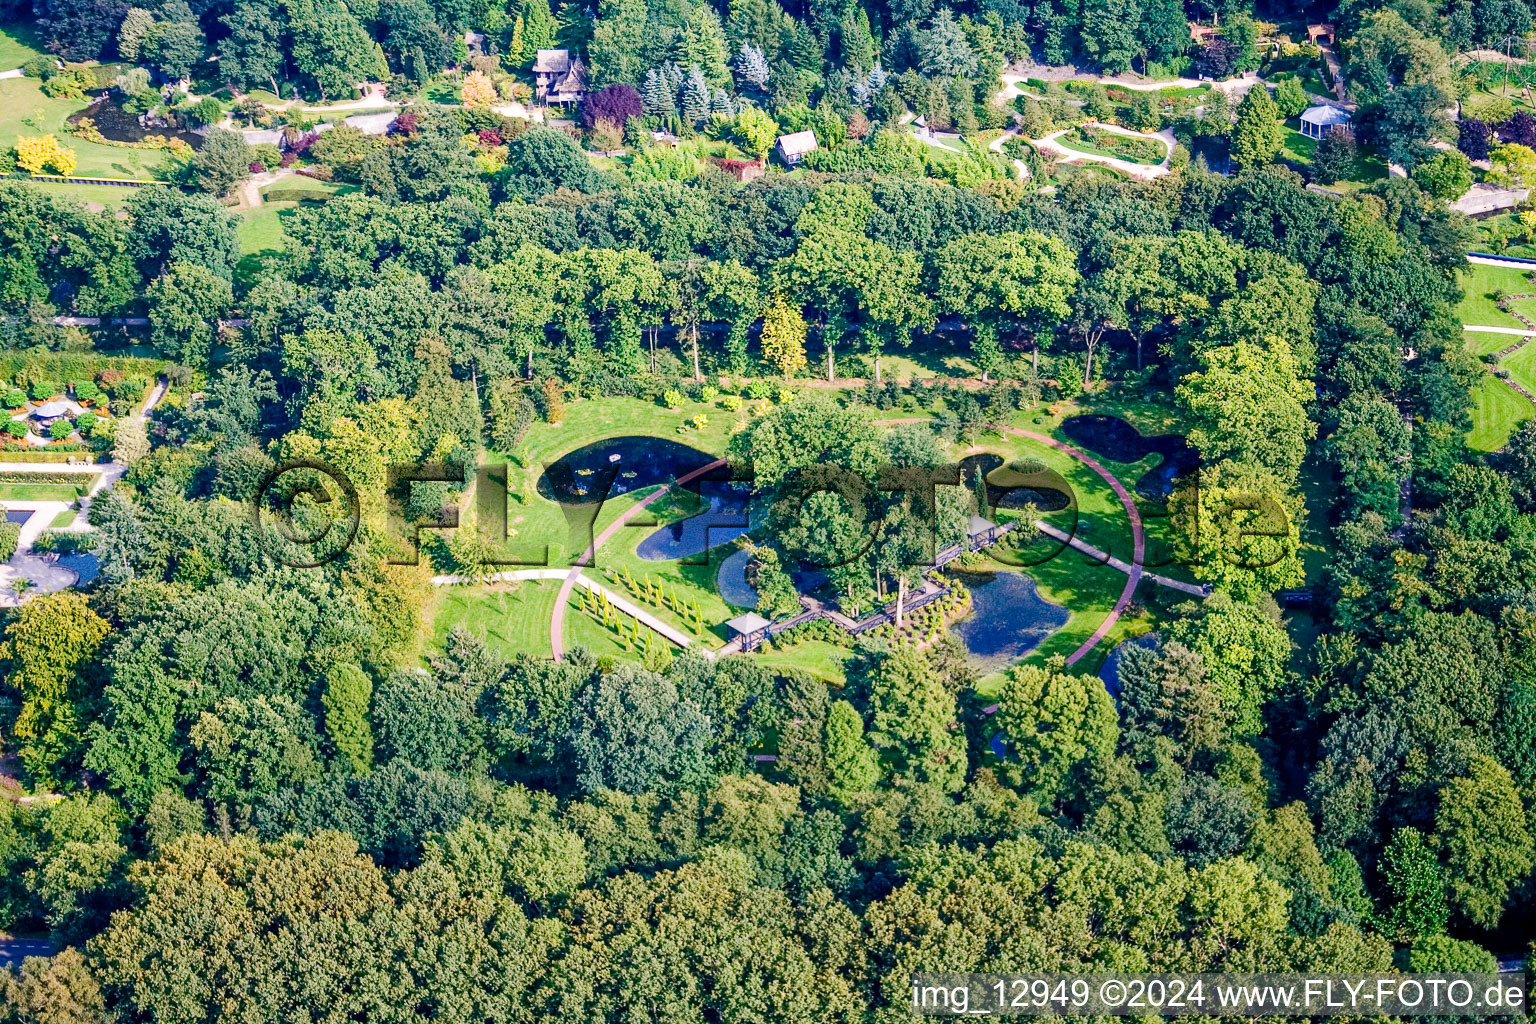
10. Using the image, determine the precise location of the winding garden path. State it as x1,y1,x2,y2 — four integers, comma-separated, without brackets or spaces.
996,427,1146,666
549,457,728,661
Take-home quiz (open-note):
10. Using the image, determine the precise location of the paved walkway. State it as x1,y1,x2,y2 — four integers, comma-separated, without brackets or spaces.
551,458,728,660
1469,254,1536,269
1033,520,1208,597
995,426,1147,667
1464,324,1536,335
986,127,1030,180
1032,122,1176,180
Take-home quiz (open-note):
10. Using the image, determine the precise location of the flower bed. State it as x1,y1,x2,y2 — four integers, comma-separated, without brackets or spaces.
1057,126,1166,165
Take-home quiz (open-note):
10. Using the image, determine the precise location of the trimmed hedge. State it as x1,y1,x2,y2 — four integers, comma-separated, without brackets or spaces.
0,450,98,464
0,471,100,486
261,188,338,203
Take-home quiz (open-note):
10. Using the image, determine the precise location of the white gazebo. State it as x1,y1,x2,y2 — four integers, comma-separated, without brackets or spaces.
1299,104,1351,140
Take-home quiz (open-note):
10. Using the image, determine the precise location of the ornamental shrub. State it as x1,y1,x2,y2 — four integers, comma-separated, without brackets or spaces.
663,389,685,409
14,135,75,175
4,389,25,408
30,381,58,401
5,419,28,438
746,380,771,400
48,419,73,440
699,385,718,403
721,394,743,411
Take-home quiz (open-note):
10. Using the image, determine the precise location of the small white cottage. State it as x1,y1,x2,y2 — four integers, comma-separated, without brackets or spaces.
775,130,818,167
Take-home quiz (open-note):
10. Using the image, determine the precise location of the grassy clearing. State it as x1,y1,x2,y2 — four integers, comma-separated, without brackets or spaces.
1467,375,1533,452
1280,126,1316,164
0,482,83,501
1465,328,1521,358
22,181,140,207
0,21,45,69
754,639,854,684
1456,263,1536,328
0,78,181,180
1499,335,1536,395
434,580,564,660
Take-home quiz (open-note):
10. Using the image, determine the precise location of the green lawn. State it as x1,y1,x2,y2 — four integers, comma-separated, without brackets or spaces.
1467,374,1533,452
433,580,565,660
0,77,183,181
1280,126,1316,164
0,482,84,501
1279,123,1389,187
1455,263,1535,329
48,508,75,528
23,181,140,207
755,639,854,684
1465,328,1520,358
1497,341,1536,409
0,21,45,69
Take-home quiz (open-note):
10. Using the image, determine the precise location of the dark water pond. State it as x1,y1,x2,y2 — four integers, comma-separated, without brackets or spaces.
1098,631,1158,697
1060,414,1198,501
537,436,722,505
716,548,758,608
951,569,1069,673
958,453,1073,513
70,100,205,149
4,510,30,525
57,552,99,585
636,482,750,560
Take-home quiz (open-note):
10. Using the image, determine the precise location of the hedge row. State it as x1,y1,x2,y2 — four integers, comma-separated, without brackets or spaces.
0,471,100,486
0,450,98,464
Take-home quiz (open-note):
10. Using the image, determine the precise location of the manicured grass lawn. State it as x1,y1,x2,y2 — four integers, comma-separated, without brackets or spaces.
237,204,292,257
0,78,183,181
1280,123,1389,187
434,580,565,660
1465,328,1520,358
1504,295,1536,327
48,508,75,528
1455,263,1535,329
1280,126,1316,164
1467,374,1533,452
0,20,45,69
848,337,980,380
1499,336,1536,394
0,482,84,501
24,182,140,207
755,639,854,684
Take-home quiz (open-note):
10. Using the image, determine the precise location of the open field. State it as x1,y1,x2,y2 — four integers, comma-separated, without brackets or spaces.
1467,374,1533,452
433,580,565,661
